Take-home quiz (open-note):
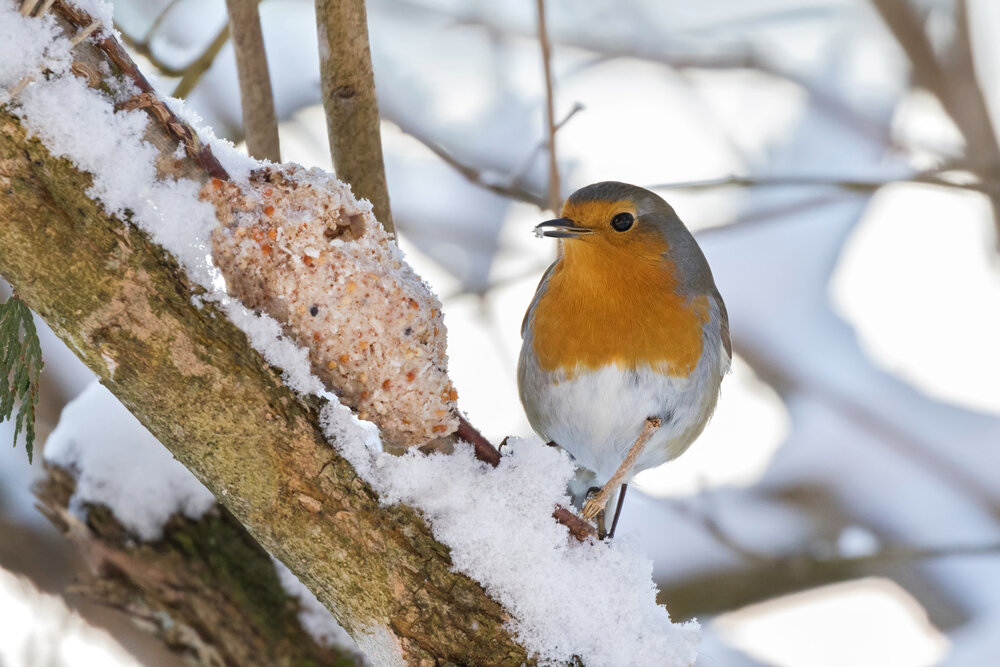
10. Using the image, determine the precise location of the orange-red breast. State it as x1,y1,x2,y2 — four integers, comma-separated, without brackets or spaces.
518,182,731,537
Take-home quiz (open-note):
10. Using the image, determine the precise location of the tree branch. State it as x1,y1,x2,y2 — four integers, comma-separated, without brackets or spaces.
116,16,232,100
315,0,393,235
648,170,998,195
225,0,280,161
660,533,1000,620
392,119,547,208
535,0,561,212
35,465,362,666
392,102,584,211
1,3,534,662
871,0,1000,244
172,25,231,99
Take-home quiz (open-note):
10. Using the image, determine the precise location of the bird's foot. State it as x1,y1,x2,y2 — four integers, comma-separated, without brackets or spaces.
582,489,611,521
580,486,609,538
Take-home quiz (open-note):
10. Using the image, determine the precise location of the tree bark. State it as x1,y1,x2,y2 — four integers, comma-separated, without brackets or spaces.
0,4,531,663
225,0,281,161
315,0,394,234
36,465,362,667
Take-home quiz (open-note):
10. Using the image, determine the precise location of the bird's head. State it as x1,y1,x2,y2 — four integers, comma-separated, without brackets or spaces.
533,182,682,263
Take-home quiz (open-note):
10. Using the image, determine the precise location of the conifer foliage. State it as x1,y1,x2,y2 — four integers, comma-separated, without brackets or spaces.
0,295,43,462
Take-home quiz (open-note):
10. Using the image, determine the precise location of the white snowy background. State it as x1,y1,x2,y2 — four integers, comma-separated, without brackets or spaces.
3,0,1000,665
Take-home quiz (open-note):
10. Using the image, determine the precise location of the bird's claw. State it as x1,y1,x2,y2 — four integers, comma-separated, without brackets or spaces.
582,496,606,521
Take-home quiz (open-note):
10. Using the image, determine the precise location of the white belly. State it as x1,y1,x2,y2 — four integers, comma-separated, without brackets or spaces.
518,351,724,484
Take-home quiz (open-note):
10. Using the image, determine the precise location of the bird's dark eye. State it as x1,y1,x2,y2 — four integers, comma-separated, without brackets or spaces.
610,212,634,232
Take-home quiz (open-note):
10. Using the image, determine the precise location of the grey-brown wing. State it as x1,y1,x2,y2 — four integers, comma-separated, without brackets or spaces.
709,285,731,360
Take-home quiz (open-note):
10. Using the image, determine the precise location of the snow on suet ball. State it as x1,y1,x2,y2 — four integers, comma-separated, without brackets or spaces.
203,165,458,449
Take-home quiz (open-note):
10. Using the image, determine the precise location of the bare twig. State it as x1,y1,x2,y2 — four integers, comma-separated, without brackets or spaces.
118,28,186,77
659,530,1000,620
583,418,661,520
68,18,101,46
172,25,231,99
120,21,232,99
393,102,584,211
455,417,502,467
117,1,236,98
871,0,1000,243
535,0,561,212
143,0,183,41
683,491,1000,569
827,540,1000,566
393,121,546,207
672,496,769,563
388,0,893,147
648,170,997,196
19,0,40,16
315,0,393,235
225,0,280,161
59,4,230,178
509,101,583,195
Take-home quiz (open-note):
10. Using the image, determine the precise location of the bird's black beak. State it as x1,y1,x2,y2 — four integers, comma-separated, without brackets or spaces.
533,218,593,239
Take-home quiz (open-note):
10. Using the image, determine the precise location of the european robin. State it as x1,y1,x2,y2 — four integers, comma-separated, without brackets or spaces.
518,182,731,537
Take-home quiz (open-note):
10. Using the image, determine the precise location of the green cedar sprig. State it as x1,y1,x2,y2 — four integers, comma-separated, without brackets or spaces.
0,295,44,463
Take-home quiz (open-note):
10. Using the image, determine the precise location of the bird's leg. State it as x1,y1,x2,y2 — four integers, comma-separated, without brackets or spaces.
582,418,661,521
607,483,629,539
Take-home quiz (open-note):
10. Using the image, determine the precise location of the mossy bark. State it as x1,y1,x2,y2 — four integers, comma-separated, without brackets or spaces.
36,465,361,667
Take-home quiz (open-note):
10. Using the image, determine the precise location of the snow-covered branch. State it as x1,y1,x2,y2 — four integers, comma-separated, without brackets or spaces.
0,1,696,663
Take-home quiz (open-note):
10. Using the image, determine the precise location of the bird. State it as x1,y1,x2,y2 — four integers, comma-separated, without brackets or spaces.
518,182,730,538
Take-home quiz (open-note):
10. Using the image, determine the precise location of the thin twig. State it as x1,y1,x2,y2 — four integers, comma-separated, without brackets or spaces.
389,0,893,147
820,541,1000,566
173,24,231,99
392,103,584,211
143,0,183,41
871,0,1000,244
119,21,232,97
117,0,240,89
19,0,41,17
535,0,561,212
118,27,187,77
225,0,280,161
393,121,546,207
672,496,769,563
69,19,102,46
583,418,661,520
648,171,997,196
508,101,583,194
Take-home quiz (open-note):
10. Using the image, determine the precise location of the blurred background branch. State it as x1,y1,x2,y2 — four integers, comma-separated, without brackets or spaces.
535,0,561,212
225,0,281,161
872,0,1000,245
315,0,394,233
